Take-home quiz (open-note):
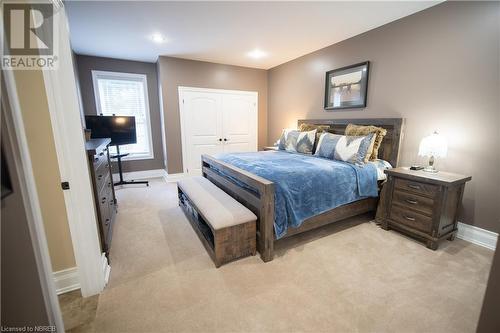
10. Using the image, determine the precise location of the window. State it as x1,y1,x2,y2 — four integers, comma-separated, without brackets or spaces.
92,70,154,160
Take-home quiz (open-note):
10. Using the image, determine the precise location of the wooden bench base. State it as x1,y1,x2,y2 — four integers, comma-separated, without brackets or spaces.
178,187,256,267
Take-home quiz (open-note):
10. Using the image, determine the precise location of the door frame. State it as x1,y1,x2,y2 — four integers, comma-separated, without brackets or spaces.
178,86,258,175
2,57,65,331
40,6,107,296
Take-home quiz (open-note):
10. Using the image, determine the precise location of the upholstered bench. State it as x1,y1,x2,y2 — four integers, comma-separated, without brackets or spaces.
177,176,257,267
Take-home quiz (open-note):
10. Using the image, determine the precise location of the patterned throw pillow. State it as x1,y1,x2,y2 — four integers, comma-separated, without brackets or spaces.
298,123,331,154
314,132,376,164
278,129,317,154
345,124,387,161
277,129,292,150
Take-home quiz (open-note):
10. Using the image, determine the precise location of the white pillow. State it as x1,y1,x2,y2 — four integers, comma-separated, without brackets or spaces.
368,159,393,180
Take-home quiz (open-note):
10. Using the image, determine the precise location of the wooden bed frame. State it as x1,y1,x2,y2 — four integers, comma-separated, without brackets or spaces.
201,118,405,262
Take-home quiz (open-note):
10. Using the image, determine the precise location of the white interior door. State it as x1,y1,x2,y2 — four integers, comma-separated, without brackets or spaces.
222,93,258,153
181,91,223,175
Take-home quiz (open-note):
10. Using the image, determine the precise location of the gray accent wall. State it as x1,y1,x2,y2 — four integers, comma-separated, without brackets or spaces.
76,55,164,172
157,56,268,174
267,1,500,232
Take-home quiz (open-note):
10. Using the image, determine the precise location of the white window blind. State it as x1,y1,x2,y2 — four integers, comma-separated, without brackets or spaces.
92,71,153,160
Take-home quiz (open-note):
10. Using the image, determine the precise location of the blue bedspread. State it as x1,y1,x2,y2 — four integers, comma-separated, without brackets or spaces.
213,151,378,239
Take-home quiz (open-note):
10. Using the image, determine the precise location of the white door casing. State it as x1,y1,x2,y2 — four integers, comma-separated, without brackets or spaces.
179,87,258,175
2,58,65,333
41,6,106,296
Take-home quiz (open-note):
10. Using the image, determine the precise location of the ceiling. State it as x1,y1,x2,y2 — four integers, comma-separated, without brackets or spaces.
66,1,441,69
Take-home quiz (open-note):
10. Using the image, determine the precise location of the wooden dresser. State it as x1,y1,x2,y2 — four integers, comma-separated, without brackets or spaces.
381,167,471,250
85,138,117,256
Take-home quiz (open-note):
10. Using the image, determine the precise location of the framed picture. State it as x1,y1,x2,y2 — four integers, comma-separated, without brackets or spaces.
324,61,370,110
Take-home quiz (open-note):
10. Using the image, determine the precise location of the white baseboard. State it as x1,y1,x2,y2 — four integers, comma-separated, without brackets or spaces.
164,172,187,183
457,222,498,250
113,169,167,182
101,253,111,286
53,254,110,295
112,168,188,184
53,267,80,295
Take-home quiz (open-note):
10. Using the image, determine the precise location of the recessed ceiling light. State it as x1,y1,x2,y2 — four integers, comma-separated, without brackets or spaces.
150,33,166,44
247,49,268,59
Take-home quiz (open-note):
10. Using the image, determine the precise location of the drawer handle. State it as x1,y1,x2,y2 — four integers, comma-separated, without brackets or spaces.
405,199,418,205
97,174,103,180
101,197,106,204
94,157,99,162
105,218,110,226
403,215,416,221
407,184,421,190
99,152,104,156
107,182,111,187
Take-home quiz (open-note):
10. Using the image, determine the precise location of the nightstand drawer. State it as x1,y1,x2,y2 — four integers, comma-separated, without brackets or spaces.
392,190,434,216
390,205,432,233
394,178,439,198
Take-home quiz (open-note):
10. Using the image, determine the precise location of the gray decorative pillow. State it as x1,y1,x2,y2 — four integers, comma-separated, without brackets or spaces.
278,129,317,154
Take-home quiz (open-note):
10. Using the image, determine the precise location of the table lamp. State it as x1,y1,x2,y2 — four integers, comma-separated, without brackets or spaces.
418,131,448,173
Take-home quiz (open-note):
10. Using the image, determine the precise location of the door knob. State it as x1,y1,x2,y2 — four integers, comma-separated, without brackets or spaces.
223,138,228,141
218,138,222,142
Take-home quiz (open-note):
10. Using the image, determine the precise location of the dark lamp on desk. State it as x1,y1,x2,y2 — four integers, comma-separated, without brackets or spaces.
418,131,448,173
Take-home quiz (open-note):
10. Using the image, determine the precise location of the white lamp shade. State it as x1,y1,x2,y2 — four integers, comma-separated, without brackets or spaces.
418,132,448,158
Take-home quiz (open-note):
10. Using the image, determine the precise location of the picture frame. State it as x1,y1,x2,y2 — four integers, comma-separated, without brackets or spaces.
324,61,370,110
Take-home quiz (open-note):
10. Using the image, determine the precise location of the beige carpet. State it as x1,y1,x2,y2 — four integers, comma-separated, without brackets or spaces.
59,290,98,333
84,178,492,332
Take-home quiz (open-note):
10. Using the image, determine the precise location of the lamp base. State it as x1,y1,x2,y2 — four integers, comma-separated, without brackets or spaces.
423,166,438,173
423,155,439,173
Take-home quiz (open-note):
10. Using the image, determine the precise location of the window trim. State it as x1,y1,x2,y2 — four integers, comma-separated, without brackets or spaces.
91,70,154,161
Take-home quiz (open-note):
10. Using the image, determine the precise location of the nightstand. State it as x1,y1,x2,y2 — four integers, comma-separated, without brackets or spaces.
380,167,471,250
263,146,279,151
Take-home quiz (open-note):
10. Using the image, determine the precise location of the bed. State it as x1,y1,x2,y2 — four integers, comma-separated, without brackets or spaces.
201,118,405,262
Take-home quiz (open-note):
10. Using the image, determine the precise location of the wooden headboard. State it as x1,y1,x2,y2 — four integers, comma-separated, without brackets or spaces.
297,118,405,167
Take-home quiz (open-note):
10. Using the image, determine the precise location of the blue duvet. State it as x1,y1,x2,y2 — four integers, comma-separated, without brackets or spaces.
214,151,378,239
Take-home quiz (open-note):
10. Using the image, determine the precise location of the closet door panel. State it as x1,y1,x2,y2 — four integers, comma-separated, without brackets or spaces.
222,93,257,153
183,91,223,174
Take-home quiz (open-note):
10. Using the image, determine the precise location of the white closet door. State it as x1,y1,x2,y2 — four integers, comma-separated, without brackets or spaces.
182,91,223,175
222,93,258,153
179,87,258,175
